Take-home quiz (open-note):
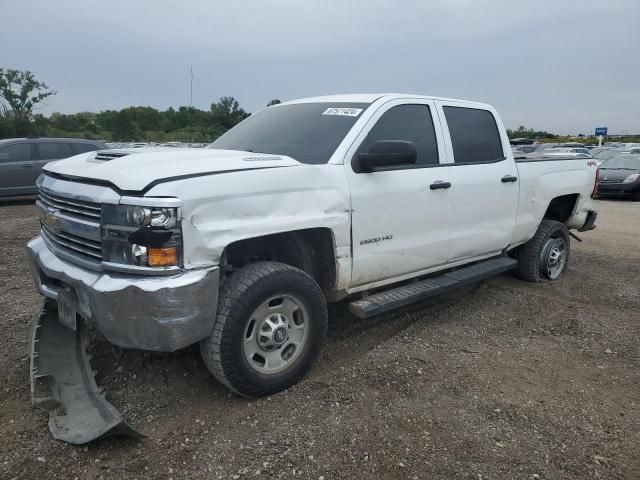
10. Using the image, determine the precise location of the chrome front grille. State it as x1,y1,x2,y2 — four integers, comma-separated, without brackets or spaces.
37,184,104,267
41,223,102,260
38,189,101,221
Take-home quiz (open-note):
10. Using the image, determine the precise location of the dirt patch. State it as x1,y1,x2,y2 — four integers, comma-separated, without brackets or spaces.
0,199,638,479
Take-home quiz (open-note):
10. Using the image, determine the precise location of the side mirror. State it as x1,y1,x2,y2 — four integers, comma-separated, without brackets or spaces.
357,140,417,172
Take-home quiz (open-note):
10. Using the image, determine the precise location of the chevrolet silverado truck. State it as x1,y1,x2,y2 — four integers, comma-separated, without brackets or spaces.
26,94,598,443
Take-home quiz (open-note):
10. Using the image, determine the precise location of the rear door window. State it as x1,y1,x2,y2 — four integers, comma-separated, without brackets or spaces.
443,106,504,164
38,142,74,160
0,143,32,162
357,104,440,167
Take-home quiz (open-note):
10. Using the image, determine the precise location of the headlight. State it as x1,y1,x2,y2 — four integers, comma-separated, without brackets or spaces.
623,173,640,183
101,203,182,269
130,206,149,226
127,206,179,228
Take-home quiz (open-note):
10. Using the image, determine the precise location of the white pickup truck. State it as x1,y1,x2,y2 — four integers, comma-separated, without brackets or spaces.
27,93,598,443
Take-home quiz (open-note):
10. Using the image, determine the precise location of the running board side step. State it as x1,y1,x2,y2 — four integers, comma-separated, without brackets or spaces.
30,299,143,444
349,257,517,319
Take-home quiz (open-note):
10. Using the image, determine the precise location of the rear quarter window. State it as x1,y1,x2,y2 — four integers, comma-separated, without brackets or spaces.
444,106,504,164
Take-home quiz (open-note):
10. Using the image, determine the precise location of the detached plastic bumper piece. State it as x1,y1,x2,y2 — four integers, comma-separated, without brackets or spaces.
578,210,597,232
30,300,143,444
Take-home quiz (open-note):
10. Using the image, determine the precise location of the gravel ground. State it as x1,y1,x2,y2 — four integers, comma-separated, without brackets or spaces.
0,199,638,479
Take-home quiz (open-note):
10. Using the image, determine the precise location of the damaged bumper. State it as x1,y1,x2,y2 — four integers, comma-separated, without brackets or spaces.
27,235,219,351
30,300,143,444
27,236,220,443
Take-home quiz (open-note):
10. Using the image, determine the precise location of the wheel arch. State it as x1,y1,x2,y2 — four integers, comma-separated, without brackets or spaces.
543,193,580,224
221,228,338,298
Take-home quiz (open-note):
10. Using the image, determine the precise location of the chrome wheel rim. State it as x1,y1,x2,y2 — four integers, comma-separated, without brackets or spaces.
243,294,309,374
540,236,567,280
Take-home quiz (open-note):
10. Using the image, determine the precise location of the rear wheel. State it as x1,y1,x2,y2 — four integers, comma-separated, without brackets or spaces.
514,219,571,283
200,261,327,397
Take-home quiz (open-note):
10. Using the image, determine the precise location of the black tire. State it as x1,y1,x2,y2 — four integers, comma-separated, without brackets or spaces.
200,261,327,397
631,191,640,202
514,219,571,283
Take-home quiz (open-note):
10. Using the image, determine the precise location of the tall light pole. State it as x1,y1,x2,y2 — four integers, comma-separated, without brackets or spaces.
189,66,194,108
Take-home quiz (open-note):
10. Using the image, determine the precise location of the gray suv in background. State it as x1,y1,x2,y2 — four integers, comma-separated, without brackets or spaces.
0,138,106,197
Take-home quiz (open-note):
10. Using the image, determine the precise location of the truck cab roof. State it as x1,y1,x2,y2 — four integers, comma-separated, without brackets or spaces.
281,93,492,109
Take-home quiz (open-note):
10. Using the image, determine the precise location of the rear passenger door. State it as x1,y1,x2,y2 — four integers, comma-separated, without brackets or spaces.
436,102,518,263
0,141,37,196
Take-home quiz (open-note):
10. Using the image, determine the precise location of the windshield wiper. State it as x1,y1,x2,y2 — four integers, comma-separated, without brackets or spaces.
601,167,637,170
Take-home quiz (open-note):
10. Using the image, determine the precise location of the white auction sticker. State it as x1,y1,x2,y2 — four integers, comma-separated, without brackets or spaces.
322,107,363,117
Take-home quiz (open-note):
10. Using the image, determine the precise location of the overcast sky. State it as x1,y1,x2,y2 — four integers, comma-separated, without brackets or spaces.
2,0,639,134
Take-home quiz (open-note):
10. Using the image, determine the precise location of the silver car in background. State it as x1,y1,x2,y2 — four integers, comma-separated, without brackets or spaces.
542,147,593,158
0,138,106,197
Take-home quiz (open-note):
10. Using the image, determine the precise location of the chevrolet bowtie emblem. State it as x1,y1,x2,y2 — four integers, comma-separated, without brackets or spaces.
45,210,60,228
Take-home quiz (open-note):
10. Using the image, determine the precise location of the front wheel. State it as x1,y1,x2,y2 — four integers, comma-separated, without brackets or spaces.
200,262,328,397
514,219,571,283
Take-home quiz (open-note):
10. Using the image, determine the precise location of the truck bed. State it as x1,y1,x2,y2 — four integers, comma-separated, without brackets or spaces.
514,155,594,163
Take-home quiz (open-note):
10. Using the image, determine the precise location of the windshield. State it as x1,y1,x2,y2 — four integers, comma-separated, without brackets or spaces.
600,155,640,169
209,102,370,164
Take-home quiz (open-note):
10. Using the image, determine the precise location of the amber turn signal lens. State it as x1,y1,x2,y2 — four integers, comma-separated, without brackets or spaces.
147,246,177,267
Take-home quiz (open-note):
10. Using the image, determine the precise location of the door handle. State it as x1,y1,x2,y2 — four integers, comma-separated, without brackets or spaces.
501,175,518,183
429,181,451,190
21,164,34,169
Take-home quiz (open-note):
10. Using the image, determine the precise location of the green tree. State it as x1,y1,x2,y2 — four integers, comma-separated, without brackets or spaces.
31,113,50,136
0,79,260,142
506,125,556,140
211,96,249,129
266,98,281,106
0,109,12,138
0,68,56,136
113,109,136,140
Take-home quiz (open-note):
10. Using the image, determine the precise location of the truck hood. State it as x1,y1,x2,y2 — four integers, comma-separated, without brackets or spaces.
43,149,302,192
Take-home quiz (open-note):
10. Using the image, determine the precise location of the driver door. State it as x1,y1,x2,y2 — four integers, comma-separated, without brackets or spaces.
345,99,454,289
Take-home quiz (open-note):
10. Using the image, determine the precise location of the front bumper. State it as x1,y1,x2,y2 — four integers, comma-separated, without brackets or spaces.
27,236,219,351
